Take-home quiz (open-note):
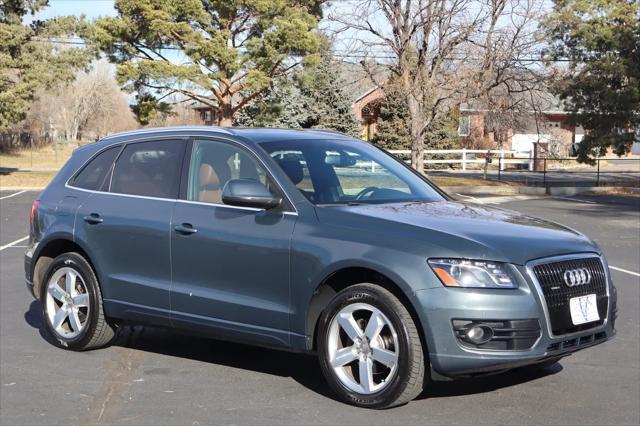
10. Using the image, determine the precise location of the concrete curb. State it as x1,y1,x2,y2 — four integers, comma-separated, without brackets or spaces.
443,185,638,196
2,185,637,196
546,186,640,196
441,185,546,195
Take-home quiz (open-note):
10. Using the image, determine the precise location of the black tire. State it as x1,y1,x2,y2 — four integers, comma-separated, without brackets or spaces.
40,252,115,350
317,284,425,409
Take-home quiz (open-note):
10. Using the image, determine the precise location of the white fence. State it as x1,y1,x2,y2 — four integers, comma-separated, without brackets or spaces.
387,148,534,171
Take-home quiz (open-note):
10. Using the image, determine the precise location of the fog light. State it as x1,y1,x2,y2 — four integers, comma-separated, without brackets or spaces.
465,325,494,345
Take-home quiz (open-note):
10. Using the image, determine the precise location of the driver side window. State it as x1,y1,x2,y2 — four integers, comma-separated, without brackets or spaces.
187,139,269,205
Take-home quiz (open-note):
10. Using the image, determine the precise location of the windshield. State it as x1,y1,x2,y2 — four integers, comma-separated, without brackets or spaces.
259,139,446,205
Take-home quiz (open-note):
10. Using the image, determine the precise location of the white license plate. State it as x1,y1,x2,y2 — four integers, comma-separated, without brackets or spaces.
569,294,600,325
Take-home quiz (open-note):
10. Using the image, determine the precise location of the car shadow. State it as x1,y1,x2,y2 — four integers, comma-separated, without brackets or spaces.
24,299,60,346
25,300,563,403
418,363,563,399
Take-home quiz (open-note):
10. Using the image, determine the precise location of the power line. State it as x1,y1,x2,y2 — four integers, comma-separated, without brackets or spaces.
31,38,572,63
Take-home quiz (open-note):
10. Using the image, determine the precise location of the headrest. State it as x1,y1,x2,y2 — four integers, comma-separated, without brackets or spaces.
199,163,220,188
276,158,304,185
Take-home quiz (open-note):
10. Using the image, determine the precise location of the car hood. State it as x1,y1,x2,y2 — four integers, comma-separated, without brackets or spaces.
315,200,600,265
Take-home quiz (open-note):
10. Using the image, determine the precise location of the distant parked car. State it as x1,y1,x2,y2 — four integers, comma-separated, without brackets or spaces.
25,127,617,408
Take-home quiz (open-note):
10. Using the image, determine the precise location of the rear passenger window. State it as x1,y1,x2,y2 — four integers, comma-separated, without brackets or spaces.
72,146,120,191
110,140,184,198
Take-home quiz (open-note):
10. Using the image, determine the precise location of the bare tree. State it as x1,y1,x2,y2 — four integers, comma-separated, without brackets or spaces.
330,0,545,173
470,0,549,149
25,64,138,143
147,100,202,127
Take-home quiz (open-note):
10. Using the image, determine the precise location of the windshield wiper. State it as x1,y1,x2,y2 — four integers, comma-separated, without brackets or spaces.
317,201,365,207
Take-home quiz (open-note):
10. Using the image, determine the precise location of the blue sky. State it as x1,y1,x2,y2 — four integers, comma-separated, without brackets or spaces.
32,0,116,21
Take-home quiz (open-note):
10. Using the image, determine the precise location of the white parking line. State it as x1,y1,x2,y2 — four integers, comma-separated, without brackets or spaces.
0,190,27,200
455,193,482,203
0,236,28,252
554,196,598,204
609,266,640,278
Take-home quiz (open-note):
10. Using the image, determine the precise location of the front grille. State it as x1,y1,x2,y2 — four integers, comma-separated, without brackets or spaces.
547,331,607,352
532,257,608,335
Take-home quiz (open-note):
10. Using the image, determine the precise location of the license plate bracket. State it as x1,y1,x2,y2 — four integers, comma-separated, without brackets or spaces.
569,294,600,325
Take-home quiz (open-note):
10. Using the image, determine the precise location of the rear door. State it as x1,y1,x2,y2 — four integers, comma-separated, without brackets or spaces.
170,138,297,347
74,138,186,324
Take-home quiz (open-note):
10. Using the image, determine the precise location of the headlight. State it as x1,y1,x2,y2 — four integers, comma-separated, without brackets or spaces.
428,258,517,288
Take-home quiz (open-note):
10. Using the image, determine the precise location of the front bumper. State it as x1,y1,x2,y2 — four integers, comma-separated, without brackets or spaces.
414,263,617,377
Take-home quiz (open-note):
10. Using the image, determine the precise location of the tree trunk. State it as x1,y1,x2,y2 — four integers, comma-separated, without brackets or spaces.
406,94,425,174
218,89,233,127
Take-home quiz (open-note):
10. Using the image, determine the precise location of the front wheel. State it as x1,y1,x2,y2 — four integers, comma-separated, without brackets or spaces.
40,252,115,350
317,284,425,408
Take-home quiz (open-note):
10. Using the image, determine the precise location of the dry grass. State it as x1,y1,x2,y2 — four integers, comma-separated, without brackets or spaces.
0,169,512,190
0,145,514,190
0,171,57,189
0,144,77,170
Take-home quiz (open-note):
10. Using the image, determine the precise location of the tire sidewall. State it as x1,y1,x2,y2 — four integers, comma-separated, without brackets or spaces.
318,286,414,408
40,253,101,350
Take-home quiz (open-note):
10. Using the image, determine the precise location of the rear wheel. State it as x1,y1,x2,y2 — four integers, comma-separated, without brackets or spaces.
40,252,115,350
318,284,425,408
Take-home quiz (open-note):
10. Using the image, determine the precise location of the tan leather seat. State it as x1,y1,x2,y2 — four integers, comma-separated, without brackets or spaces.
199,163,223,203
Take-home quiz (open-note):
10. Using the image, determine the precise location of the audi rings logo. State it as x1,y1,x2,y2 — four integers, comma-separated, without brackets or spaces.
563,268,592,287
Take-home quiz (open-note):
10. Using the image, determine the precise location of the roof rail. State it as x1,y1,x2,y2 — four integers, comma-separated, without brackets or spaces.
306,128,350,137
100,125,234,141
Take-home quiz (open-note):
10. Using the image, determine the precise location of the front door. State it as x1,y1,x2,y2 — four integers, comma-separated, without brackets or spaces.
170,138,297,347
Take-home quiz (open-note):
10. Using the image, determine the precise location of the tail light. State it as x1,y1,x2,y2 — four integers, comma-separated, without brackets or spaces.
30,200,41,225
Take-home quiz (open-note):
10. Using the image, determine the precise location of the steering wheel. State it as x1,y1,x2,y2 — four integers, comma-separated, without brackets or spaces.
355,186,379,200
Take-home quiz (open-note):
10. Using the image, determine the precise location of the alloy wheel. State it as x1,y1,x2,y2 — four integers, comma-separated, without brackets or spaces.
327,302,399,394
45,267,90,339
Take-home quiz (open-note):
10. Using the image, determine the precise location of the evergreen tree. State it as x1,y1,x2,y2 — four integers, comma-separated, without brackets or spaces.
236,52,360,136
298,55,360,136
89,0,322,126
543,0,640,162
371,89,412,150
235,80,309,128
0,1,92,130
373,86,459,151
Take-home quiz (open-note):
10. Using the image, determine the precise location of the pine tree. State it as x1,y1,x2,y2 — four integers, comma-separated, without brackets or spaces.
0,1,92,130
236,52,360,136
371,89,412,150
543,0,640,162
298,55,360,136
89,0,322,126
373,86,459,151
235,80,309,128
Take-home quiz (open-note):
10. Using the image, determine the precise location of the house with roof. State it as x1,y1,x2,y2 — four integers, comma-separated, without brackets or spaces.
351,87,585,156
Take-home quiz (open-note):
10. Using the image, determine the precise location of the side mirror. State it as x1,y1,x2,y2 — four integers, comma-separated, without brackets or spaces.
222,179,282,210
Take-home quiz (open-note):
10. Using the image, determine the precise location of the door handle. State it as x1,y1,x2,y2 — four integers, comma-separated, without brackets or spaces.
174,223,198,235
83,213,103,224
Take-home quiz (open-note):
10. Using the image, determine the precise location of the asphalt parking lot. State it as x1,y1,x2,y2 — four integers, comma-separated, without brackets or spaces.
1,190,638,425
